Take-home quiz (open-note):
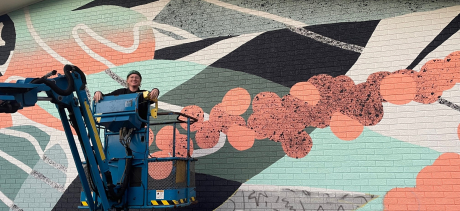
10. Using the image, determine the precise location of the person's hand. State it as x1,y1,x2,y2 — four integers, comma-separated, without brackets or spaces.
93,91,103,103
150,88,159,101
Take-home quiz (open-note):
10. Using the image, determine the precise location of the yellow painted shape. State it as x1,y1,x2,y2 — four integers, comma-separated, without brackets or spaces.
173,200,179,205
151,200,159,205
161,200,169,205
84,101,106,161
81,201,88,206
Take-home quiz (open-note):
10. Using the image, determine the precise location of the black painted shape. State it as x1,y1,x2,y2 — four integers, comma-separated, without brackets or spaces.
154,36,234,60
51,176,83,211
407,14,460,70
53,173,242,211
0,14,16,76
211,20,380,87
73,0,159,10
304,20,380,48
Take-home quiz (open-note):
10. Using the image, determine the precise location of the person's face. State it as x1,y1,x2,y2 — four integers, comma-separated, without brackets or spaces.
127,74,141,87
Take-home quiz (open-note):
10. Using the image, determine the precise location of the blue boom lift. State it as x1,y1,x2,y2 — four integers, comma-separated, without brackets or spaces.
0,65,197,211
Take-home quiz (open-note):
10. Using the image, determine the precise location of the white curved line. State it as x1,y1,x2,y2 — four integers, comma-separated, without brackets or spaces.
193,132,227,158
72,20,156,69
10,112,80,189
0,149,32,173
24,7,71,65
0,22,5,46
203,0,307,27
0,51,13,76
4,75,24,83
0,128,44,158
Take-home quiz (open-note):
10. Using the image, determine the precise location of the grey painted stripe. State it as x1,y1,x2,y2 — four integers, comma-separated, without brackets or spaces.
30,170,65,193
42,155,67,173
10,205,23,211
287,25,364,53
438,97,460,112
105,68,127,87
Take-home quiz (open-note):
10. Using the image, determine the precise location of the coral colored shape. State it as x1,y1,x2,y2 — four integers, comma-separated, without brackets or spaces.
155,125,193,157
195,122,220,149
0,113,13,128
380,71,417,105
458,123,460,141
290,82,321,105
148,150,172,180
221,87,251,116
384,153,460,211
179,105,204,131
209,104,245,134
148,128,154,146
227,125,255,151
280,130,312,159
329,112,364,141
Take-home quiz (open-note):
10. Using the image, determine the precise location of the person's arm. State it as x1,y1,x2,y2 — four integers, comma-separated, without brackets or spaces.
93,88,126,103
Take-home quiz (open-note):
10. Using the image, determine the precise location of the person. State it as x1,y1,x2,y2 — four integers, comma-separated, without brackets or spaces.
93,70,159,103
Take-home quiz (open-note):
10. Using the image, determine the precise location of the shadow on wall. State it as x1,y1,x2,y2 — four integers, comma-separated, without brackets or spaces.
53,173,241,211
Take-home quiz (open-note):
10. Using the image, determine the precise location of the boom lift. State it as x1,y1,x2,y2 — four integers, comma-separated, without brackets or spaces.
0,65,197,211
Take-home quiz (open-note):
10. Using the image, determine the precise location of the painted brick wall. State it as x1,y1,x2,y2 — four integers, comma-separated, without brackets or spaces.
1,0,460,210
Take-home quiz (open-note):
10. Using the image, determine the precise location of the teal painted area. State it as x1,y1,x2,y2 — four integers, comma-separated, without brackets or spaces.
0,157,29,201
37,59,208,119
14,145,67,211
0,131,40,168
9,125,50,152
27,0,146,41
7,0,146,54
245,127,441,210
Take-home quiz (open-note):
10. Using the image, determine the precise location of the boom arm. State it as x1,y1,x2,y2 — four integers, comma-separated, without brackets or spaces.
0,65,114,210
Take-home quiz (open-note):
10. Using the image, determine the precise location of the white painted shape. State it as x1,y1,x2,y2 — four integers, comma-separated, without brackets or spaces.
0,190,14,208
0,149,32,173
24,7,72,65
346,6,460,83
178,32,262,66
10,112,80,189
204,0,307,27
0,22,5,46
412,29,460,71
367,100,460,153
4,75,25,83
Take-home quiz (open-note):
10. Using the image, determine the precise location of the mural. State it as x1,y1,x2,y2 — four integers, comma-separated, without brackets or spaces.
0,0,459,210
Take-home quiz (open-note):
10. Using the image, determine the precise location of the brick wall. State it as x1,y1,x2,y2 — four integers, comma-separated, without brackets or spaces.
1,0,460,210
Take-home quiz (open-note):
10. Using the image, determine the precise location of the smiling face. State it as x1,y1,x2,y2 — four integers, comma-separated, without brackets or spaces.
127,74,141,89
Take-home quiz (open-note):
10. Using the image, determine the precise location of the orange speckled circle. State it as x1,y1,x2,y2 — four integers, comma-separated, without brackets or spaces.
329,112,364,141
380,73,416,105
221,87,251,116
227,125,255,151
290,82,321,105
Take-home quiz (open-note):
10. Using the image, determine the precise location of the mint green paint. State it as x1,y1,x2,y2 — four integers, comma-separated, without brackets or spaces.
245,127,441,210
37,59,208,119
27,0,146,41
7,0,147,54
14,145,67,211
9,125,50,152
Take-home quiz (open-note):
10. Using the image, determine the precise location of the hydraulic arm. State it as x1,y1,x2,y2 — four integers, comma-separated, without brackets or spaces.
0,65,197,211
